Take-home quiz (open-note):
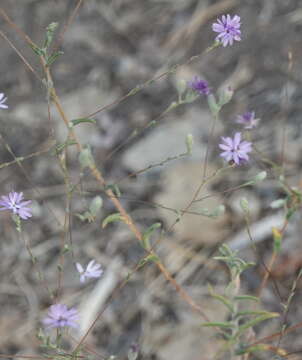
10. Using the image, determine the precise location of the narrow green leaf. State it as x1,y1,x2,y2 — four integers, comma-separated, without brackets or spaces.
234,295,259,302
185,134,193,155
29,43,45,57
207,93,220,115
236,310,270,318
138,254,160,267
235,313,279,337
71,118,96,126
201,321,235,329
142,223,161,250
236,344,269,355
46,50,64,66
102,213,123,228
145,254,160,263
208,284,234,312
55,139,77,154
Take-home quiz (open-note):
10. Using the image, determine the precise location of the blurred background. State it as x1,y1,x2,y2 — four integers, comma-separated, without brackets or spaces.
1,0,302,358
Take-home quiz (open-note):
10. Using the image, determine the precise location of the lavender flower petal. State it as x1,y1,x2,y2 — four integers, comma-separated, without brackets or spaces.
188,76,210,95
219,132,252,165
212,14,241,47
0,93,8,109
236,111,260,129
43,304,79,329
76,259,103,283
0,191,32,219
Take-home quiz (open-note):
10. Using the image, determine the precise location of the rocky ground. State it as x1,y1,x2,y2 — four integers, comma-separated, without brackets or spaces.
1,0,302,359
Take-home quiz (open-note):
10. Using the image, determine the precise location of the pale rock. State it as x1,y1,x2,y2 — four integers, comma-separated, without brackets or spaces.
154,161,229,245
122,109,221,172
142,293,227,360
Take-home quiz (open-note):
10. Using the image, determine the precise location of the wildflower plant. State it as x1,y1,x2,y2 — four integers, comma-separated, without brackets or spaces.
202,245,279,358
0,6,299,360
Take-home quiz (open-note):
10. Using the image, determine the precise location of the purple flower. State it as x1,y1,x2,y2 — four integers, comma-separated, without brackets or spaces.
0,93,8,109
219,132,252,165
236,111,259,129
43,304,79,329
188,76,210,95
0,191,32,220
76,260,103,283
212,14,241,47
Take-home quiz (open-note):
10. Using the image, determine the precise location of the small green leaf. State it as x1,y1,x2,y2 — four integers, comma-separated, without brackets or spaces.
253,171,267,183
89,196,103,217
236,344,269,355
57,264,63,272
176,79,187,98
270,198,286,209
79,146,95,169
240,197,249,213
208,284,234,313
234,295,259,302
201,321,235,329
31,45,46,57
43,22,59,49
218,86,233,107
75,211,94,223
106,184,121,197
71,118,96,126
243,171,267,186
145,254,160,263
286,207,296,220
102,213,123,228
54,139,77,154
184,89,199,104
138,254,160,267
185,134,194,155
46,50,64,66
199,204,225,218
235,312,279,338
142,223,161,250
207,93,220,115
236,310,270,318
62,244,70,254
272,227,282,253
